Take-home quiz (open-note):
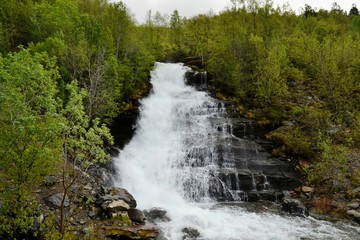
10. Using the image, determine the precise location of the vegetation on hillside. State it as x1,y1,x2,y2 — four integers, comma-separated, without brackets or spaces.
1,0,360,238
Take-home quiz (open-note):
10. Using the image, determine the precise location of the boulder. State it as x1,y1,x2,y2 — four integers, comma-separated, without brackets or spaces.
349,187,360,198
88,210,95,218
90,167,114,186
347,202,360,210
96,186,137,209
104,225,159,239
31,214,44,232
128,209,145,223
281,198,308,216
347,210,360,222
70,184,79,194
45,193,69,209
101,199,130,212
143,208,171,223
301,186,314,193
83,183,93,190
83,226,94,238
182,227,200,240
44,176,57,186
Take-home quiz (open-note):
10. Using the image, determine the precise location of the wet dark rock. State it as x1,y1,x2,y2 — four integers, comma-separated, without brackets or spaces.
128,209,145,223
96,186,137,209
281,198,308,216
182,227,200,240
110,108,139,150
45,193,69,209
246,191,283,202
185,70,208,91
282,190,292,199
143,208,171,223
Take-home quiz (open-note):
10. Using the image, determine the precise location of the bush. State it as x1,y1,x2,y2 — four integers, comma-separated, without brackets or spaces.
0,199,40,239
308,137,351,192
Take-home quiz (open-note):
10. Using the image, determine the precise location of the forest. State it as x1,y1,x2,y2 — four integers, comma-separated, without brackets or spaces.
1,0,360,238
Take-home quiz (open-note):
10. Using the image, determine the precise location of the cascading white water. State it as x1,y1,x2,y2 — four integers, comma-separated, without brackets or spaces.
114,63,359,240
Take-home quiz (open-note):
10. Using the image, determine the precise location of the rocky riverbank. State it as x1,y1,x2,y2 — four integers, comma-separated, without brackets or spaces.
33,164,160,239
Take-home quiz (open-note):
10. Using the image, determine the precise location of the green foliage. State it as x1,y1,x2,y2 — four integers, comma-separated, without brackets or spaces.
59,80,113,234
267,126,313,158
0,49,61,239
308,137,351,192
61,81,114,168
0,49,62,193
0,200,40,238
40,212,76,240
253,42,288,105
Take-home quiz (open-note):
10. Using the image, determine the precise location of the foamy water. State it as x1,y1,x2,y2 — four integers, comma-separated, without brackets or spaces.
114,62,360,240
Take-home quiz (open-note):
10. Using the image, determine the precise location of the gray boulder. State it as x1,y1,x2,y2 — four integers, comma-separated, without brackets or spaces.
45,193,69,209
281,198,308,216
128,209,145,223
143,208,171,223
96,186,137,209
182,227,200,240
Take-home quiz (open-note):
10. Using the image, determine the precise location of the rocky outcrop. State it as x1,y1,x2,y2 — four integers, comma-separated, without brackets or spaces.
176,78,302,202
110,108,140,150
104,224,159,239
96,186,137,209
95,186,149,225
347,210,360,223
346,198,360,223
202,114,301,202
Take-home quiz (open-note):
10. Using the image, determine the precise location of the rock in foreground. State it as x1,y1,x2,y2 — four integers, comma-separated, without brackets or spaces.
104,224,159,239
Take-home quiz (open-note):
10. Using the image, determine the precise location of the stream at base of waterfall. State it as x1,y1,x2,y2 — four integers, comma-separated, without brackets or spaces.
114,62,360,240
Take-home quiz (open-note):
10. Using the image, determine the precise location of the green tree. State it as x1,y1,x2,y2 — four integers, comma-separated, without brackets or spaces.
59,81,113,234
170,10,183,50
0,49,62,238
253,42,288,105
349,4,359,16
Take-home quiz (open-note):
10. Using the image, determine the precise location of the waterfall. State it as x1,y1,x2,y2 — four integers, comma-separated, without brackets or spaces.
114,63,359,240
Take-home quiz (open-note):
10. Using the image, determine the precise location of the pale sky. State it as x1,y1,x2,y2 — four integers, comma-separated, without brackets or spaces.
112,0,357,24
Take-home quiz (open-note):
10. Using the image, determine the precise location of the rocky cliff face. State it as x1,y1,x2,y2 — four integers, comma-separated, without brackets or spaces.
183,69,302,203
